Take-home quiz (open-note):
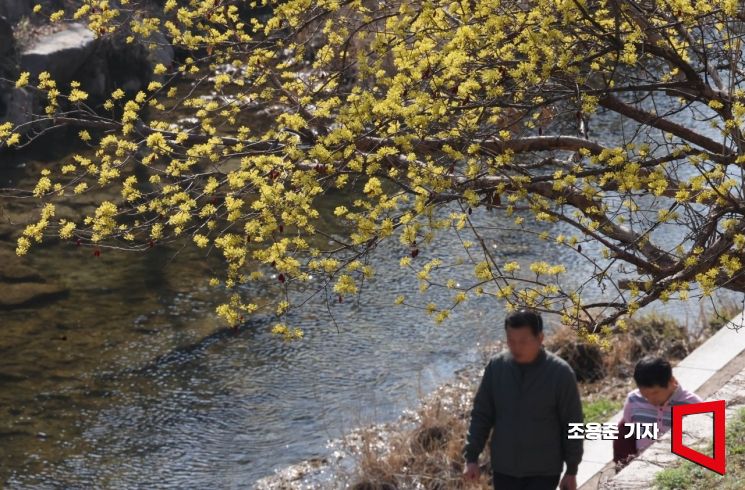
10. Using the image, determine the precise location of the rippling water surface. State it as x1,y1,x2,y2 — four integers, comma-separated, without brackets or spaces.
1,95,742,488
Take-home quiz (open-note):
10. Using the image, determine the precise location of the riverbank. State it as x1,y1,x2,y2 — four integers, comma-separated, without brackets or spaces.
255,304,739,489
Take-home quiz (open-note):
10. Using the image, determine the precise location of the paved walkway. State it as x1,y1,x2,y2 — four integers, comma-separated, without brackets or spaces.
577,311,745,489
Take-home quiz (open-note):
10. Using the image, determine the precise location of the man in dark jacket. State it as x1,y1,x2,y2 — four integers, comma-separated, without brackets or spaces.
462,309,583,490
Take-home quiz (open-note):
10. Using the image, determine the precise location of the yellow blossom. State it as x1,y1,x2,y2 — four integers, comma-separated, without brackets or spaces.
333,274,358,294
59,220,76,239
15,72,30,88
5,133,20,146
193,234,210,248
69,88,88,102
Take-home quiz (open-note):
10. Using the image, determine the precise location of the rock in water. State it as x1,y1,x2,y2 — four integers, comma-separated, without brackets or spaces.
0,281,68,309
20,23,96,82
0,248,68,309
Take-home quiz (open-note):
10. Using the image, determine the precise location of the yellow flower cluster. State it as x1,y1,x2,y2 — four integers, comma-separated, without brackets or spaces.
271,323,304,340
7,0,743,339
16,203,56,255
89,201,118,242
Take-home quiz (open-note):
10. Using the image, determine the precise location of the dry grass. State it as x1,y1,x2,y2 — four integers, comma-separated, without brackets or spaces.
345,369,493,489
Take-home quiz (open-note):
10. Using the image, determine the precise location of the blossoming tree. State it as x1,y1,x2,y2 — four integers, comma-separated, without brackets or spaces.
3,0,745,338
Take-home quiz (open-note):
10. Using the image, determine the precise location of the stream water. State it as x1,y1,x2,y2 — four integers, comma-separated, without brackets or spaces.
1,80,743,488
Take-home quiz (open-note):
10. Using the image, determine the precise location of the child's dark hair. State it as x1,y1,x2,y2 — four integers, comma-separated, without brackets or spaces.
504,309,543,336
633,356,673,388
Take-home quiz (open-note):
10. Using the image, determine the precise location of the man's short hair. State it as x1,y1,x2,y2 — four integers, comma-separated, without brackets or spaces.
633,356,673,388
504,309,543,336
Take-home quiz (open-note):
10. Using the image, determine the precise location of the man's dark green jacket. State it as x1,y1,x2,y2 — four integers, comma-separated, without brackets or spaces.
463,347,583,476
